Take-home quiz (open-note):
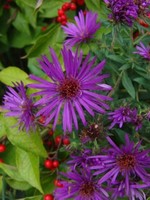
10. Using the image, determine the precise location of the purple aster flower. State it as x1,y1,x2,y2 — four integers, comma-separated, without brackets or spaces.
132,114,143,131
134,42,150,60
89,134,150,189
108,106,134,129
54,167,109,200
111,180,148,200
134,0,150,15
62,10,101,47
104,0,138,26
28,46,112,132
3,82,35,132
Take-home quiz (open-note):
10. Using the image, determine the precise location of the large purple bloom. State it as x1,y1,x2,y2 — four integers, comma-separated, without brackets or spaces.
3,82,35,131
134,42,150,60
62,10,101,47
104,0,138,26
28,46,111,132
54,167,109,200
89,134,150,190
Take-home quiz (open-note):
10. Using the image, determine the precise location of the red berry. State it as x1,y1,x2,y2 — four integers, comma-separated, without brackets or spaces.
70,3,77,10
61,14,67,21
77,0,85,6
71,0,77,3
3,4,10,10
52,160,59,168
61,20,67,26
46,141,52,146
44,159,53,169
63,2,70,10
44,194,54,200
38,116,46,124
56,16,62,23
58,9,64,16
54,179,63,187
0,144,6,153
0,158,4,163
138,19,149,28
55,136,62,145
48,130,54,136
62,4,67,11
63,137,70,146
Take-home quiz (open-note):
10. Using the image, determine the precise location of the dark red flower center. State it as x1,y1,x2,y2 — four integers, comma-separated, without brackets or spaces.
79,182,95,197
117,154,136,170
58,77,80,99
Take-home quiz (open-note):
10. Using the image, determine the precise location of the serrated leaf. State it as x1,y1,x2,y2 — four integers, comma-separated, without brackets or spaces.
0,67,31,86
16,148,43,193
122,71,135,99
4,117,47,158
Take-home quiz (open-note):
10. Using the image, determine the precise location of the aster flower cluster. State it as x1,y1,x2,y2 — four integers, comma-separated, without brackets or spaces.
108,106,143,131
88,134,150,199
104,0,138,26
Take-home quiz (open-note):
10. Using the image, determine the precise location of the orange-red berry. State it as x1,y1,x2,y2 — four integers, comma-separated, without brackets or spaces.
52,160,59,168
44,159,53,169
44,194,54,200
0,144,6,153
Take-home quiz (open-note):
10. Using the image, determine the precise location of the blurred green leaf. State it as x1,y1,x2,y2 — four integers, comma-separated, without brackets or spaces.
16,196,42,200
0,67,32,86
16,148,43,193
122,71,135,99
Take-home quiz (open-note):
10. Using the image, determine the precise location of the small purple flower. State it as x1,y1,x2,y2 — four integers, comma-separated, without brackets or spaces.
89,134,150,188
134,0,150,15
54,167,109,200
111,180,148,200
132,114,143,131
104,0,138,26
3,82,35,132
28,46,112,133
108,106,134,129
134,42,150,60
62,10,101,47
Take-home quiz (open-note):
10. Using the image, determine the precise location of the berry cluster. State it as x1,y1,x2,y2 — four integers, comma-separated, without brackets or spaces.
56,0,85,25
0,144,6,163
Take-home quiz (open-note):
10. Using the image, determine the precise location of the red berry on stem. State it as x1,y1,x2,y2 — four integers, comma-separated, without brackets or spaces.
0,158,4,163
53,160,59,168
55,136,62,145
38,115,46,124
58,9,64,16
64,2,70,10
54,179,63,187
61,21,67,26
71,0,77,3
63,137,70,146
3,4,10,10
77,0,85,6
44,159,53,169
70,3,77,10
61,14,67,21
56,16,62,23
44,194,54,200
48,130,54,136
62,4,67,11
0,144,6,153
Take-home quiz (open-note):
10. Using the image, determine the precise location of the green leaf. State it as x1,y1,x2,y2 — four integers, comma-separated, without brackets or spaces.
16,148,43,193
0,67,31,86
16,196,42,200
0,176,2,195
122,71,135,99
6,178,32,191
85,0,101,11
26,24,64,58
0,163,23,181
40,0,68,18
4,117,47,158
12,12,31,35
0,112,7,138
